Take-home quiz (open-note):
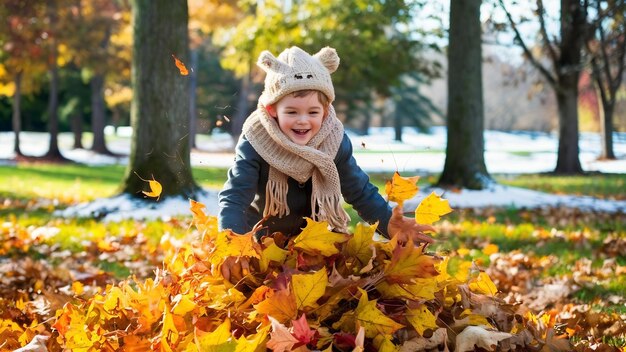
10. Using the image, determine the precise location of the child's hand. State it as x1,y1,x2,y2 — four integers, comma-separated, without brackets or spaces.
387,205,435,244
221,256,250,284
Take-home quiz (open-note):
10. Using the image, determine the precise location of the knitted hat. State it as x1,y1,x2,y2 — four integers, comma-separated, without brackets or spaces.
257,46,340,107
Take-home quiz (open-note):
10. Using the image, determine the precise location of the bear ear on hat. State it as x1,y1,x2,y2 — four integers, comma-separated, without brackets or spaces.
314,47,340,74
257,50,285,72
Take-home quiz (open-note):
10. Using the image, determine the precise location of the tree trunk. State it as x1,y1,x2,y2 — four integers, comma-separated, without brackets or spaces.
71,113,84,149
394,110,402,142
45,36,64,160
12,71,22,156
230,72,251,142
90,73,112,154
121,0,198,199
599,100,615,160
437,0,491,190
189,47,198,149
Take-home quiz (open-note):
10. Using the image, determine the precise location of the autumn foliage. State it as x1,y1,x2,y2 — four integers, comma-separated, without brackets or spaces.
2,173,577,351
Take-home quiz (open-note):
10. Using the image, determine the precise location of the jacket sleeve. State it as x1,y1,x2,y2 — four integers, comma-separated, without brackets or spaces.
218,135,261,234
335,134,392,237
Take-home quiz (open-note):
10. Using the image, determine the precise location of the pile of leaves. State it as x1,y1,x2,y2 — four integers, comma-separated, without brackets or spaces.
2,173,576,351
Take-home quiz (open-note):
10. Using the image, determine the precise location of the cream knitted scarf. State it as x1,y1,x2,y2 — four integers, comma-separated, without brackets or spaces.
242,104,350,233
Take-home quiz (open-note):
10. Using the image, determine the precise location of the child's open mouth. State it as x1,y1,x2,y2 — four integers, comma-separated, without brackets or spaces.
292,129,310,135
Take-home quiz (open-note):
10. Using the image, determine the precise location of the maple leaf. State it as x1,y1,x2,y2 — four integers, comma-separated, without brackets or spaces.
134,171,163,201
406,304,438,336
211,231,261,267
172,54,189,75
385,172,419,205
291,314,316,345
171,292,196,316
354,288,404,338
415,191,452,225
260,237,289,272
345,222,377,271
293,218,349,256
376,277,437,300
384,242,439,284
266,316,299,352
254,288,297,323
235,324,270,352
292,267,328,310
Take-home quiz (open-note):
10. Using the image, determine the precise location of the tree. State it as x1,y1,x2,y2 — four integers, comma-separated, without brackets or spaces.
437,0,492,190
120,0,199,199
585,1,626,160
499,0,596,174
0,1,47,156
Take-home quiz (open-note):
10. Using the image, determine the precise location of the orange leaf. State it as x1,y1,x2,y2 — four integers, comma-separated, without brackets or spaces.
384,242,440,283
172,54,189,75
385,172,419,205
254,288,297,323
415,191,452,225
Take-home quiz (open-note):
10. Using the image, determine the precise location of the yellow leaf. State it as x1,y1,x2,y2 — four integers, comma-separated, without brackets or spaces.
171,293,197,316
135,172,163,201
483,243,499,255
385,172,419,205
345,222,376,269
194,319,237,351
415,192,452,225
235,324,270,352
468,272,498,296
354,288,404,338
377,277,437,300
373,335,399,352
292,267,328,310
71,281,84,295
161,307,180,350
260,238,289,272
406,305,438,336
293,218,349,256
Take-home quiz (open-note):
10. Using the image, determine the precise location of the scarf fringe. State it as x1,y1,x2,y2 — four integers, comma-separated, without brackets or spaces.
264,177,290,218
311,193,350,233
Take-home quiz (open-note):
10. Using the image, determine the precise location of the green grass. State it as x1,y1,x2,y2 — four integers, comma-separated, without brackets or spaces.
496,173,626,200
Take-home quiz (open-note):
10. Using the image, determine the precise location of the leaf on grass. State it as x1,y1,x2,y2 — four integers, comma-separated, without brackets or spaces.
172,54,189,75
354,288,404,338
292,267,328,310
385,172,419,205
266,316,299,352
293,218,348,256
455,325,512,352
468,272,498,296
415,192,452,225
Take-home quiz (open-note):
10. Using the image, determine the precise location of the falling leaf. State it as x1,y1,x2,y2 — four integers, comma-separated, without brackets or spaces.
172,54,189,75
415,191,452,225
385,172,419,205
292,267,328,310
134,172,162,201
293,218,349,256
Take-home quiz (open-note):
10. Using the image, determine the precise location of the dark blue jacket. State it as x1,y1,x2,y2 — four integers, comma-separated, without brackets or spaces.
218,133,392,238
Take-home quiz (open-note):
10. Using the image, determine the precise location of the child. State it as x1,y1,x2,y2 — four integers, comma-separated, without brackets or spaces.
218,46,432,242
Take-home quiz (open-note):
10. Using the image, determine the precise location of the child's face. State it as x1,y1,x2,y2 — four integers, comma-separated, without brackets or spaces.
269,93,326,146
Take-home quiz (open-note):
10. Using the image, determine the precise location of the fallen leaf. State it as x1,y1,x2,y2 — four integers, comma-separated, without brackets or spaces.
292,267,328,309
455,325,512,352
293,218,349,256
